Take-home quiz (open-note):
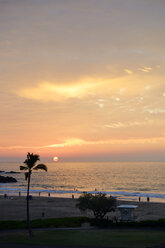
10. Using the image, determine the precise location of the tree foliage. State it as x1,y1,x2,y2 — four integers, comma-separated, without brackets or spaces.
76,193,116,219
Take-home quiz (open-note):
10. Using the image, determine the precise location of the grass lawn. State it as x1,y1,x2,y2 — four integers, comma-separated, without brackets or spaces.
0,229,165,248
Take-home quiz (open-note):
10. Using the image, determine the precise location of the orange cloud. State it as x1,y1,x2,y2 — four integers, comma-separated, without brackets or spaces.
16,74,156,102
1,136,165,151
16,79,99,102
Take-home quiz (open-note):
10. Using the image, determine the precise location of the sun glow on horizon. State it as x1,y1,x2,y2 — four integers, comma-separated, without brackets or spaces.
53,156,59,162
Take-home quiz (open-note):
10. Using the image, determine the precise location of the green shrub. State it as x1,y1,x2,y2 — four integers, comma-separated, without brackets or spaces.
76,193,116,219
90,218,165,228
1,217,165,230
0,217,91,230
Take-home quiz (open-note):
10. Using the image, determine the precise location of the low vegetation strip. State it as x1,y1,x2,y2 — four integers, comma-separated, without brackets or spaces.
0,229,165,248
1,217,165,230
0,217,90,230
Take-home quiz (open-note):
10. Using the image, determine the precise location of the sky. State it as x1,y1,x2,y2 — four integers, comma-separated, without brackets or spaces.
1,0,165,162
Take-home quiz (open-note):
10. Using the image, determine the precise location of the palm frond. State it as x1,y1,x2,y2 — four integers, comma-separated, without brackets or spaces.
20,165,28,171
33,164,47,171
24,152,40,168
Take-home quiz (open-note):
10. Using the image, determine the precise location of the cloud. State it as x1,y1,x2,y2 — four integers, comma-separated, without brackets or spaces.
16,73,155,102
104,120,154,129
1,135,165,152
16,79,99,102
144,85,151,90
44,138,86,148
124,69,133,74
144,108,165,114
138,67,152,73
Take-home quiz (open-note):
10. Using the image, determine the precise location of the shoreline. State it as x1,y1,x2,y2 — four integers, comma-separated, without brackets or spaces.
0,195,165,221
1,186,165,204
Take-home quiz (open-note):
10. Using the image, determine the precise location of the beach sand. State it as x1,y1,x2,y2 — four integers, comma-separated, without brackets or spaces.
0,195,165,221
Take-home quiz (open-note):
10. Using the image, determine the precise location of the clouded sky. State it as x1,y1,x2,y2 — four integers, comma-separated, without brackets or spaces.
1,0,165,161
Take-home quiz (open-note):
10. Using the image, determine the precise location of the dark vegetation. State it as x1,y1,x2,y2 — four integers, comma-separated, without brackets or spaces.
0,217,89,230
90,218,165,228
76,192,116,219
1,217,165,230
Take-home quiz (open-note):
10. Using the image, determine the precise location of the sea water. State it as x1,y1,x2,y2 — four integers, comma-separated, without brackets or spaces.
0,161,165,203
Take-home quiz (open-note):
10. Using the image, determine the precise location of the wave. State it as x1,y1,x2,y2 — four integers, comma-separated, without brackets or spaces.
1,187,165,199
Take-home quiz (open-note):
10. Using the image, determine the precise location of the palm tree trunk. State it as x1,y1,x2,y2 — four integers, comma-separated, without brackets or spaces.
27,172,33,236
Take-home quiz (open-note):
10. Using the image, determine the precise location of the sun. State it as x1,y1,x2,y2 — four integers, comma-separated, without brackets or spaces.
53,156,59,162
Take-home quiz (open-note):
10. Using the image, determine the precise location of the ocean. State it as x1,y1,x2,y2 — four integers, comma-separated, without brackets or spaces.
0,161,165,203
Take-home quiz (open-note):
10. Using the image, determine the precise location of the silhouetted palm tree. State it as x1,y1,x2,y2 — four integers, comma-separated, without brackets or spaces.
20,152,47,236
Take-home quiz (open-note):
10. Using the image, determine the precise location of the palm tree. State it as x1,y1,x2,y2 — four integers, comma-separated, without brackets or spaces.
20,152,47,236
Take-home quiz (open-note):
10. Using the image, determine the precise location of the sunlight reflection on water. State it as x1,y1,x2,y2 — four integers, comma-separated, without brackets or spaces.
0,161,165,202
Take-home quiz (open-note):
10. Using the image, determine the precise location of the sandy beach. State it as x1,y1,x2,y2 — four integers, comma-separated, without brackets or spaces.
0,195,165,221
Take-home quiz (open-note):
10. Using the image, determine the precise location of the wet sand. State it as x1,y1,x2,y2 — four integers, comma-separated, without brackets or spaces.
0,195,165,221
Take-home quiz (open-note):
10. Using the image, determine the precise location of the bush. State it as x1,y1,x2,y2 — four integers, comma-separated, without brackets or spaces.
76,193,117,219
0,217,91,230
1,217,165,230
90,218,165,228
